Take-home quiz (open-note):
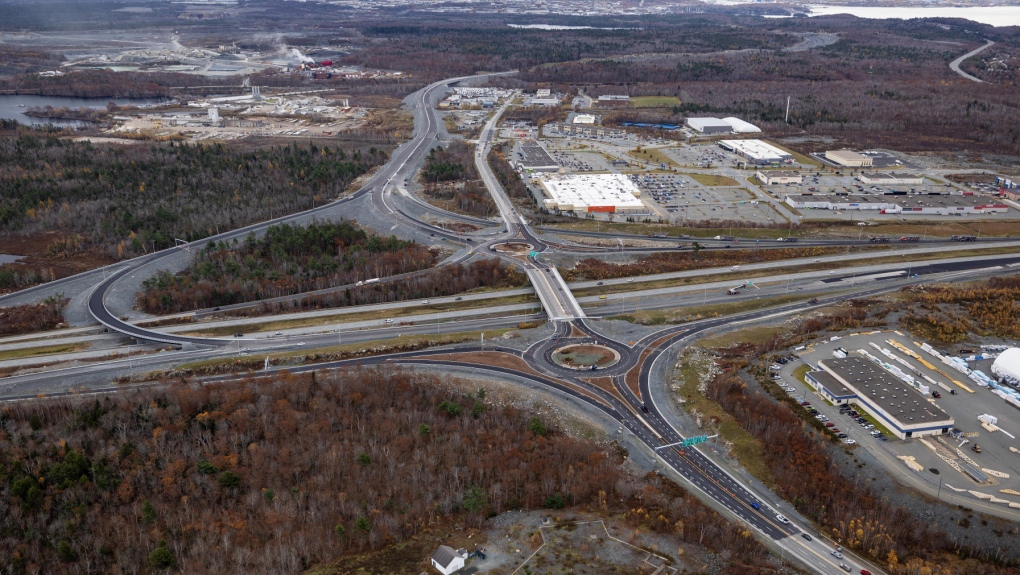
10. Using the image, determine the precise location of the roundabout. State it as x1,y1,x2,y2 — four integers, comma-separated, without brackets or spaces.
550,342,620,370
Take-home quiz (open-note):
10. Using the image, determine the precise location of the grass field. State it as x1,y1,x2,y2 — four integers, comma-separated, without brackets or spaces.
0,343,87,361
680,172,740,187
626,147,679,168
631,96,681,108
792,363,810,385
181,294,539,337
674,351,777,488
768,141,823,168
696,325,789,349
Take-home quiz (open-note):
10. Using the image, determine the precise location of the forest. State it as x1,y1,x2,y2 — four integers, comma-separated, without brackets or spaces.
0,296,67,336
0,136,389,261
419,141,497,218
0,368,781,574
137,221,435,314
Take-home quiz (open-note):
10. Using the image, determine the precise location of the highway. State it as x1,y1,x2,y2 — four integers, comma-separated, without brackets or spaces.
950,39,994,83
7,71,1020,575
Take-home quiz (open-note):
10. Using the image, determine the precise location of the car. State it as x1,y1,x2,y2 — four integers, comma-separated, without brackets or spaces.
861,570,872,575
801,533,813,541
828,271,835,274
870,430,882,436
234,333,244,337
775,514,790,524
597,281,604,285
455,296,462,301
626,279,634,283
274,331,283,336
751,502,760,510
843,438,856,445
839,564,851,573
826,423,835,427
384,319,394,324
831,550,843,559
422,300,430,304
864,424,875,430
430,233,435,236
801,401,811,406
297,342,305,346
932,390,941,398
838,433,848,439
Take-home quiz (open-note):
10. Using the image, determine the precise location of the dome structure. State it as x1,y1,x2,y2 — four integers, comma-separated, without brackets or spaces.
992,348,1020,384
722,117,761,133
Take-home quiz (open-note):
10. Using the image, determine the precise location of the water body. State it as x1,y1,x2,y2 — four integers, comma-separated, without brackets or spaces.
805,5,1020,27
0,95,165,127
0,254,23,265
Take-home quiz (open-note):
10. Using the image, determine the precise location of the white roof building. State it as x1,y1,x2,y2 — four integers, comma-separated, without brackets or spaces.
685,117,732,134
539,173,646,214
573,114,596,124
719,140,792,164
992,348,1020,385
722,117,761,133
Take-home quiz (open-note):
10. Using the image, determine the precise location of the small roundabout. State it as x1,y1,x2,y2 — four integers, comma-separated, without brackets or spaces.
550,343,620,370
491,242,534,254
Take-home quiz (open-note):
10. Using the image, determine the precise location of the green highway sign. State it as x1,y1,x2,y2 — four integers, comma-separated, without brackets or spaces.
680,435,711,448
529,251,539,258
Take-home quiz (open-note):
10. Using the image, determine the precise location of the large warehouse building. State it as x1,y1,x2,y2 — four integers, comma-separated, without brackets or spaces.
719,140,792,165
992,348,1020,386
785,193,1009,215
825,149,873,167
538,173,646,215
807,356,954,439
685,117,761,135
515,141,559,173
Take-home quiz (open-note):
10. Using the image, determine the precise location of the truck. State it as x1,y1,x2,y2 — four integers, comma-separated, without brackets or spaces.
714,235,735,241
950,235,976,242
727,287,741,295
869,237,890,243
357,278,380,287
808,297,819,304
319,60,333,67
776,237,799,242
900,236,921,242
972,444,982,454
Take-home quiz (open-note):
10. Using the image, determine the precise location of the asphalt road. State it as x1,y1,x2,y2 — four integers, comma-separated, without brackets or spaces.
950,40,994,83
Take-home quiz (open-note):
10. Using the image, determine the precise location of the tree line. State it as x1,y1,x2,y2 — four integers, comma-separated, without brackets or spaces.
137,221,434,314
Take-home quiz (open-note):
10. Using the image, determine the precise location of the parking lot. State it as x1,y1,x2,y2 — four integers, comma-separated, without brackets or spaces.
757,172,953,199
628,173,782,223
778,331,1020,513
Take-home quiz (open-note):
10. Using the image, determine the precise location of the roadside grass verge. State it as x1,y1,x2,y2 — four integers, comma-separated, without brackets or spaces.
696,326,789,350
674,350,777,489
606,293,807,325
571,243,1020,297
0,343,88,362
180,294,540,337
171,328,524,376
626,147,679,168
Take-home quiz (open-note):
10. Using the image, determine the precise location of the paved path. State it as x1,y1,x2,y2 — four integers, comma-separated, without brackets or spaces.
950,40,994,83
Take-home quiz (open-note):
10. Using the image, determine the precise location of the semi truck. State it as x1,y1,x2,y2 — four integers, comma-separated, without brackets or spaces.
869,237,890,243
950,235,976,242
899,236,920,242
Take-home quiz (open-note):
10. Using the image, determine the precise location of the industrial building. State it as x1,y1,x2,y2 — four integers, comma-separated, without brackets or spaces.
515,142,559,173
538,173,646,214
573,114,596,124
544,123,626,139
807,356,954,439
756,170,802,185
859,172,925,186
784,193,1008,215
685,118,733,135
685,117,761,135
825,149,873,167
719,140,792,165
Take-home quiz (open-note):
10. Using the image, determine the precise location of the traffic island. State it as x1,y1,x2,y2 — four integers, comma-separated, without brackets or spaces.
492,242,533,254
551,344,620,370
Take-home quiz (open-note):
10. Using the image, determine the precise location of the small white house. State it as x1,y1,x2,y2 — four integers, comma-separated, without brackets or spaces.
431,545,467,575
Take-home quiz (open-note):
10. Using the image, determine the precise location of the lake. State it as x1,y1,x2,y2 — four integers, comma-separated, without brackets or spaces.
0,95,166,127
805,5,1020,27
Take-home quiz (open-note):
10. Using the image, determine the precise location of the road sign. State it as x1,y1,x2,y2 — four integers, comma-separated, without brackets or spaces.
680,435,711,448
529,251,539,258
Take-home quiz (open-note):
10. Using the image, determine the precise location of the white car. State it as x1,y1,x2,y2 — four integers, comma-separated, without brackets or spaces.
843,438,857,445
422,300,429,304
384,319,394,324
775,514,790,524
